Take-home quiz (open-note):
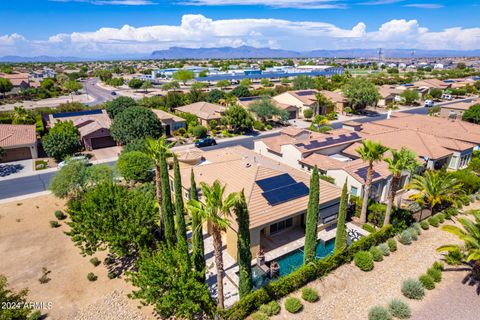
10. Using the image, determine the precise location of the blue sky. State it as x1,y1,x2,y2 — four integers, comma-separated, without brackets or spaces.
0,0,479,57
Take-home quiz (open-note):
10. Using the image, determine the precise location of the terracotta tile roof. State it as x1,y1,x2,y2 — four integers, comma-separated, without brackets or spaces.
151,109,186,123
378,85,403,98
52,111,111,138
288,90,319,105
440,100,478,111
413,78,450,89
299,153,345,170
176,101,225,120
0,124,36,147
341,142,363,158
341,159,391,184
175,146,341,230
320,90,347,103
0,72,30,87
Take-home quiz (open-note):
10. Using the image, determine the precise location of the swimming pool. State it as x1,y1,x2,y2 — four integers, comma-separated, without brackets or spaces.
276,238,335,277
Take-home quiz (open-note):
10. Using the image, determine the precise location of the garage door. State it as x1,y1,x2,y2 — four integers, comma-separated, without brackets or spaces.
1,147,32,163
90,136,116,150
288,110,297,120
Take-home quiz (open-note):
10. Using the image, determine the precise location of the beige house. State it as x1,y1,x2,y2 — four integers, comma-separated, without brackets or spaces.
0,124,38,163
171,146,341,261
175,101,225,126
439,100,478,120
151,109,186,136
319,90,348,114
413,78,451,90
272,90,320,118
377,85,404,107
0,72,30,89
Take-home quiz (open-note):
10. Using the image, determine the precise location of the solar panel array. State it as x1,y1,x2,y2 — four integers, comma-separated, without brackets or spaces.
256,174,309,206
296,90,317,96
53,109,104,119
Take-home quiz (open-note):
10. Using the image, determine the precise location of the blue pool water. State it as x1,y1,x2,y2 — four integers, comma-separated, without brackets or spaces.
277,238,335,277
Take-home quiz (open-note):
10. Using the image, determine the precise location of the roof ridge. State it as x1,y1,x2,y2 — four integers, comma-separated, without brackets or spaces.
416,131,437,158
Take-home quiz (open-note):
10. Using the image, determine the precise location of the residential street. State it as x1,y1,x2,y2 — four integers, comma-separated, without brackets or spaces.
83,78,116,106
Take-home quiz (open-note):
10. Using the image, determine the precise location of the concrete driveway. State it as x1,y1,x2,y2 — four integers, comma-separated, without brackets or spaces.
0,159,34,178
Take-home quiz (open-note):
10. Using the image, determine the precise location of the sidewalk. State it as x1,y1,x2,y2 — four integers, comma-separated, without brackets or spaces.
0,94,95,111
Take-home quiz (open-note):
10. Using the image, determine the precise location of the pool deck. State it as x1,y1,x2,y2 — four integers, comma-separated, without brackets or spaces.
263,222,368,262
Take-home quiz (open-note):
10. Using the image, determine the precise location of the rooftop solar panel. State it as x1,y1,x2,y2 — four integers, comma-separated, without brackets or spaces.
256,173,296,192
262,182,309,206
296,90,316,96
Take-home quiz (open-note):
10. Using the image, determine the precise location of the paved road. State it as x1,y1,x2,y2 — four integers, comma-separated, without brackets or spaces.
83,78,116,106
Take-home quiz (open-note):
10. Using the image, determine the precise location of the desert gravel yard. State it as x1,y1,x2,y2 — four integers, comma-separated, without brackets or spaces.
271,217,479,320
0,194,153,320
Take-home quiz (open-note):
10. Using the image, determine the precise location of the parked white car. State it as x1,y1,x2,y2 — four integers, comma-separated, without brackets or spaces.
441,94,453,100
57,155,89,169
424,100,434,107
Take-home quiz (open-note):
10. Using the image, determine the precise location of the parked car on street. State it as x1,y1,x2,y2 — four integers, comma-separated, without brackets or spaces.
111,91,117,96
57,155,90,169
441,94,452,100
424,100,434,107
195,137,217,148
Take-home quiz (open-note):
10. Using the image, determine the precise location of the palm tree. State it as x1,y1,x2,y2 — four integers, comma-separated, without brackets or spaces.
187,180,239,309
356,140,389,223
145,137,174,234
437,210,480,280
383,147,419,226
12,106,34,124
406,170,462,215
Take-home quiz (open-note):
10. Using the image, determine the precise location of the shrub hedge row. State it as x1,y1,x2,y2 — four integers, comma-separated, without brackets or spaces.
219,225,394,319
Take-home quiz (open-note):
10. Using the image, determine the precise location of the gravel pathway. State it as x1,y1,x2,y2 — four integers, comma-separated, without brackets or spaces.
270,220,464,320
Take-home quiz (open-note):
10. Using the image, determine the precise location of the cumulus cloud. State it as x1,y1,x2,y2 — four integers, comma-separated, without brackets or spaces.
1,15,479,57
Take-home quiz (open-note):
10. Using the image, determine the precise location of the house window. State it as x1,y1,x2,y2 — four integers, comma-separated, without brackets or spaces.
170,180,174,192
185,191,190,200
350,186,358,196
269,218,293,235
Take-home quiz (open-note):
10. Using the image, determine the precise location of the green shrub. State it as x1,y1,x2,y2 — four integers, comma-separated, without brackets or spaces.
420,221,429,230
89,257,101,267
387,238,397,252
354,251,374,271
436,213,445,223
104,256,115,265
378,243,390,256
369,246,384,262
107,272,117,279
49,220,60,228
191,125,208,138
54,210,67,220
368,306,392,320
388,299,411,319
284,297,303,313
266,124,273,130
251,311,269,320
401,279,425,300
428,216,439,227
87,272,98,282
427,267,442,283
363,223,376,233
444,207,458,218
254,121,265,131
29,310,43,320
446,248,464,265
301,287,319,302
398,230,412,245
259,301,280,316
419,274,435,290
407,228,418,241
412,223,421,234
432,261,444,271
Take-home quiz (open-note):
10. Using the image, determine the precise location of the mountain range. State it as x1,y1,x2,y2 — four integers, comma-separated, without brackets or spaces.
1,46,480,62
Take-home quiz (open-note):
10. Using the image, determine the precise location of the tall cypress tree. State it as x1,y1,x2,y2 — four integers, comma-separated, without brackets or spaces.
160,148,175,245
304,166,320,264
235,190,252,298
173,156,189,264
190,169,205,278
334,179,348,254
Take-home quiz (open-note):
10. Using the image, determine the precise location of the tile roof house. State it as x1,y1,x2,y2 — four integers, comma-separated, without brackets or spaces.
175,101,225,126
49,110,116,150
171,146,341,261
377,85,404,107
413,78,451,90
0,124,38,163
319,90,348,114
238,96,299,120
151,109,186,136
439,99,479,120
0,72,30,89
273,90,320,118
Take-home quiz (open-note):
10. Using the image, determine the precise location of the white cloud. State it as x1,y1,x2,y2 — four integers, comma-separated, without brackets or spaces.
1,15,479,57
404,3,443,9
179,0,345,9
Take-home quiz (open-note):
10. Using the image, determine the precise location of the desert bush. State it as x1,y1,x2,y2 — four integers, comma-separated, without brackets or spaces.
407,228,418,241
436,212,445,223
427,267,442,283
388,299,411,319
89,257,101,267
378,243,390,256
38,267,51,284
445,248,464,265
398,230,412,245
368,306,392,320
420,221,429,230
49,220,60,228
412,223,421,234
104,256,115,265
428,216,439,227
419,274,435,290
387,238,397,252
54,210,67,220
251,312,269,320
107,272,118,279
401,279,425,300
259,301,280,316
284,297,303,313
432,261,444,271
87,272,98,282
301,287,319,303
354,251,374,271
369,246,384,262
363,223,376,233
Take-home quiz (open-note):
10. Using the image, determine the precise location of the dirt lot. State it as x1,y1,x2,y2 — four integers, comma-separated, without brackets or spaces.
0,194,153,319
